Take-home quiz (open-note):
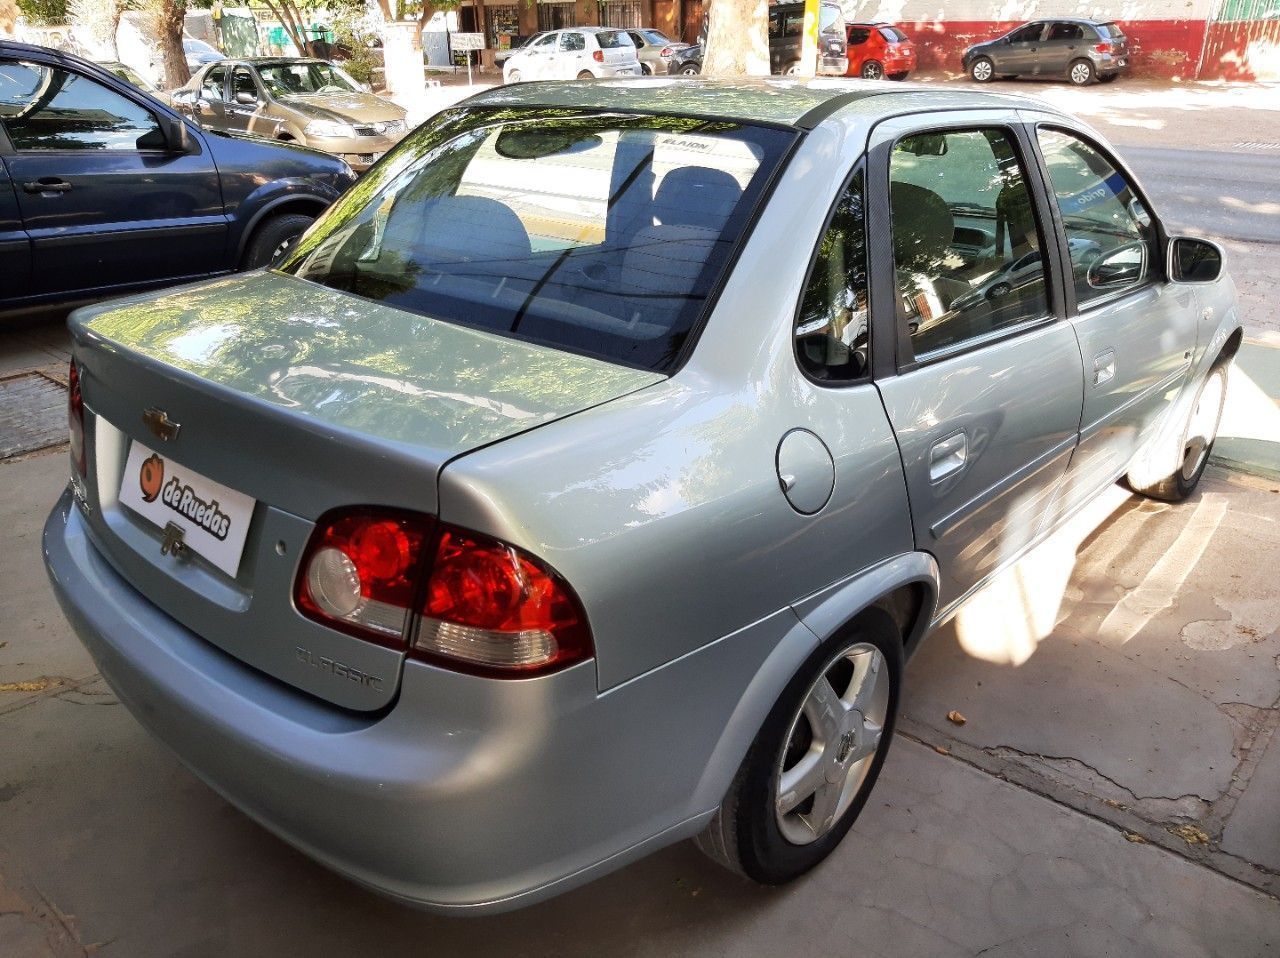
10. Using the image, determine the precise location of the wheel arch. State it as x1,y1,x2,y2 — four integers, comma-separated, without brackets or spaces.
234,194,330,263
688,553,940,814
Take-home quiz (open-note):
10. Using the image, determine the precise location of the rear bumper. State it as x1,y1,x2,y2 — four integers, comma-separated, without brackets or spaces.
1095,55,1130,76
597,63,643,77
43,491,805,913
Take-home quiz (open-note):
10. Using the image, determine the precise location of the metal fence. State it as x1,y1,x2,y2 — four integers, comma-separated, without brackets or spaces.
598,0,644,29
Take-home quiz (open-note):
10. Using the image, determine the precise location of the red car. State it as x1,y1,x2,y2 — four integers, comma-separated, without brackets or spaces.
845,22,917,80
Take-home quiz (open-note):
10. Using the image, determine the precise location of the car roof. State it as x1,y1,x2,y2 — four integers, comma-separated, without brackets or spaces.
464,77,1065,130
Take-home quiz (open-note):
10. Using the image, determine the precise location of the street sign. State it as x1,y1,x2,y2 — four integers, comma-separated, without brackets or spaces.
450,32,484,51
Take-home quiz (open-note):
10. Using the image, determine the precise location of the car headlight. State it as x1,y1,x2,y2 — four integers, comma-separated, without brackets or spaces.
305,119,357,139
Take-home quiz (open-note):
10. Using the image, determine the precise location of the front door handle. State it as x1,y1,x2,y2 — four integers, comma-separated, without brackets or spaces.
929,432,968,483
1093,349,1116,387
23,177,72,194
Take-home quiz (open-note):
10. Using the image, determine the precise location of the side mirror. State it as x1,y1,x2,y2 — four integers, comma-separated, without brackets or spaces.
1087,241,1147,290
235,90,257,104
159,114,194,153
1169,236,1224,284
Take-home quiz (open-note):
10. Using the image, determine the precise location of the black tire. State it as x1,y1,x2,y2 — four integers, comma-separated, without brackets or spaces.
640,62,653,76
969,56,995,82
783,60,801,76
887,71,909,81
860,59,884,80
1128,364,1228,502
241,213,314,270
1068,58,1096,85
1099,73,1119,83
696,609,903,884
577,70,595,80
680,64,700,76
507,69,522,83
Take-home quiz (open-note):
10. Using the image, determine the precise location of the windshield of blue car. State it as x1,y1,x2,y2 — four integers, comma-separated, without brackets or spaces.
281,108,795,371
258,62,361,97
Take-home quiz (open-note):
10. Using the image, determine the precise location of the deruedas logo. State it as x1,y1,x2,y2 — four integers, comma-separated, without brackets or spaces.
158,470,233,541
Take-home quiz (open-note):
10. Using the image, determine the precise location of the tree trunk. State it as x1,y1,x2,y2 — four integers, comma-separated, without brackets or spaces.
0,0,16,38
376,0,393,19
155,0,191,89
701,0,770,77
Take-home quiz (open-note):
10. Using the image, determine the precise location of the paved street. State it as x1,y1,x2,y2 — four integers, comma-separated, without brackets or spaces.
2,79,1279,956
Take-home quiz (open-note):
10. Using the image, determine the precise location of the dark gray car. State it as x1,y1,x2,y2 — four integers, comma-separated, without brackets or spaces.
963,18,1130,85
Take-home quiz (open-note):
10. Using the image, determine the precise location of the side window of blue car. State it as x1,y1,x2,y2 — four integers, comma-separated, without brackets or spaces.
0,61,163,152
795,168,869,382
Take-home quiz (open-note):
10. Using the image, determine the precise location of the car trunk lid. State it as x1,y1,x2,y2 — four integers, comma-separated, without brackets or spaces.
69,271,661,709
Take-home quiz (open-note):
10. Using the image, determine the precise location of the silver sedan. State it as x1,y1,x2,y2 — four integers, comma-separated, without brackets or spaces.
45,79,1240,913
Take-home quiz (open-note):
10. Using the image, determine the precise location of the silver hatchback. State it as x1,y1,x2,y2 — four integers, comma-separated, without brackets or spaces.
45,80,1240,914
502,27,643,82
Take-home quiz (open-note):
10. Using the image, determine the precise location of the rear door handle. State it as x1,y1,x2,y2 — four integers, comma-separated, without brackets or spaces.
23,178,72,194
929,432,968,483
1093,349,1116,386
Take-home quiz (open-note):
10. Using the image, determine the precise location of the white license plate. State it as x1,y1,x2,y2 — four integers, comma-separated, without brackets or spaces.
118,441,256,578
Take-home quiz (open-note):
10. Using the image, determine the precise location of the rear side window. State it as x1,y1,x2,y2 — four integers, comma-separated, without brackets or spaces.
889,128,1050,358
797,169,869,381
1036,128,1156,305
0,61,162,151
596,31,631,48
879,26,908,42
848,27,870,45
1047,23,1085,41
283,109,794,371
561,33,586,51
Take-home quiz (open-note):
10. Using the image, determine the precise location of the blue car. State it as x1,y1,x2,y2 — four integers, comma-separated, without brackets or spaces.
0,41,357,321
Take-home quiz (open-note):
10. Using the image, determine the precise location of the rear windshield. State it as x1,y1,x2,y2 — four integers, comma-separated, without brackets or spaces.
642,30,671,44
281,108,794,371
596,30,632,48
819,3,843,32
1097,22,1124,38
879,26,908,42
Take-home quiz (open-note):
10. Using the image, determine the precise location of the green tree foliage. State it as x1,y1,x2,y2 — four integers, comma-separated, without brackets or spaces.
16,0,67,25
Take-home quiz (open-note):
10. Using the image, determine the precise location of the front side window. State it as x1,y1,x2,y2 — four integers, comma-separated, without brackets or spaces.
889,128,1050,358
0,61,161,151
532,33,557,49
201,65,226,99
257,62,360,97
1037,128,1155,305
796,169,869,381
1009,23,1044,43
282,108,794,371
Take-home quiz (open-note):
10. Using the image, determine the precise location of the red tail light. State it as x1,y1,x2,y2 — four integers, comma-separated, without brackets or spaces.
415,525,592,676
295,511,593,677
296,508,434,646
68,360,86,476
660,46,673,56
592,50,604,62
1094,42,1113,53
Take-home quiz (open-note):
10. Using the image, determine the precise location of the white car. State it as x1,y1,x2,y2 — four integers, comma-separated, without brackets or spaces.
503,28,643,82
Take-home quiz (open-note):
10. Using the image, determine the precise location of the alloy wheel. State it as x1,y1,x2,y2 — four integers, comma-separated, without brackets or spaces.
774,642,889,845
861,60,884,80
971,58,993,81
1070,62,1093,85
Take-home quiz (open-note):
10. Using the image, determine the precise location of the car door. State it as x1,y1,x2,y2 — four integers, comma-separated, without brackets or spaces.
525,31,559,78
1029,121,1198,509
999,22,1047,74
223,65,260,135
867,114,1084,612
0,147,32,304
558,31,587,76
1041,22,1087,75
0,57,228,299
846,26,871,73
190,64,227,130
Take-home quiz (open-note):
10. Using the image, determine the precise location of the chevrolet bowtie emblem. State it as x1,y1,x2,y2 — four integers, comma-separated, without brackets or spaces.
160,521,187,558
143,407,181,442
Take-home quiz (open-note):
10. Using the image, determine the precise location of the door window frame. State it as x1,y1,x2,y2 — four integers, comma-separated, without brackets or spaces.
1026,120,1168,318
791,159,873,387
864,116,1067,375
0,58,169,157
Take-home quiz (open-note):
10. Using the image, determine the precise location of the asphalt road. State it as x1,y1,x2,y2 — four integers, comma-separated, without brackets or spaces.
1119,145,1280,245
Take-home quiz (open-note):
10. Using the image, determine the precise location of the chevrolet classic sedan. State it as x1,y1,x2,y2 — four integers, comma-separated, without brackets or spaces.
45,79,1240,913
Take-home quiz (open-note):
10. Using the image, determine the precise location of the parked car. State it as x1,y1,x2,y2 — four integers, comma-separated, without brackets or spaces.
182,36,225,75
45,78,1240,914
171,58,408,172
502,27,642,82
0,41,355,320
667,43,703,75
98,60,173,106
626,28,690,75
769,0,847,75
963,18,1130,85
844,22,916,79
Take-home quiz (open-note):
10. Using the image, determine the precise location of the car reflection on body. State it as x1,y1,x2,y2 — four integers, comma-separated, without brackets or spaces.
45,78,1241,915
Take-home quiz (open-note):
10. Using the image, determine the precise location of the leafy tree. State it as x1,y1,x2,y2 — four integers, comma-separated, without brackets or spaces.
16,0,66,25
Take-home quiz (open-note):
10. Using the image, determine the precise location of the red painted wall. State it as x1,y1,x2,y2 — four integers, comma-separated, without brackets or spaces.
1200,21,1280,80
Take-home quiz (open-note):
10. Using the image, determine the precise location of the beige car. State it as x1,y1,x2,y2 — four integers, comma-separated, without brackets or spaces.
173,58,408,171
